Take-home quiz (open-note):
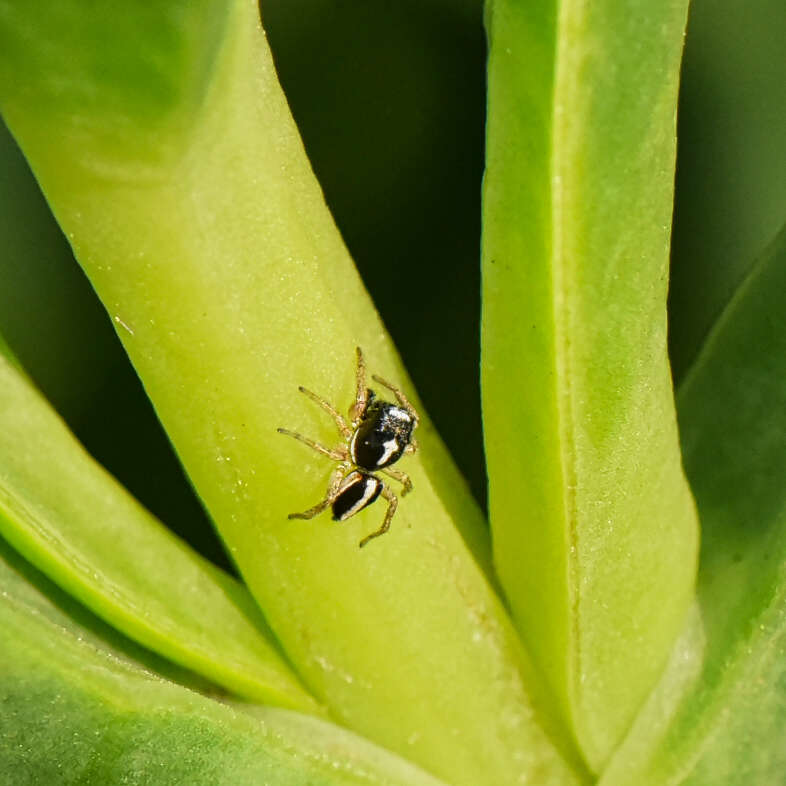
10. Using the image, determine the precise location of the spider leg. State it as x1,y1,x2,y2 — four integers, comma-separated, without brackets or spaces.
358,484,398,548
298,386,352,439
349,346,369,424
288,465,347,520
370,374,419,425
277,428,347,461
380,467,413,495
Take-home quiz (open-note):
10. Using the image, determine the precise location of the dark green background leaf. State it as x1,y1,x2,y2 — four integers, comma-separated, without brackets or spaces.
669,0,786,379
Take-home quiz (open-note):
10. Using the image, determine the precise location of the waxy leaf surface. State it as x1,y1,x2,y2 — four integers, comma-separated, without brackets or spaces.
0,538,449,786
482,0,699,767
601,225,786,784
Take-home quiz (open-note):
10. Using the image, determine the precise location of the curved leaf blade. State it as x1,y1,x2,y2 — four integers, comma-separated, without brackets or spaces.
482,0,699,767
0,348,319,714
0,538,449,786
600,224,786,783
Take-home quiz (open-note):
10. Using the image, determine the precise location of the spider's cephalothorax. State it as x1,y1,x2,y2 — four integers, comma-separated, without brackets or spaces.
277,347,419,548
351,394,416,471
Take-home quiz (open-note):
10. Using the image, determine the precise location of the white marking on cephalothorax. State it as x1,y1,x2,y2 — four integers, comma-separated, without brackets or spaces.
391,407,411,422
337,475,380,521
376,437,400,467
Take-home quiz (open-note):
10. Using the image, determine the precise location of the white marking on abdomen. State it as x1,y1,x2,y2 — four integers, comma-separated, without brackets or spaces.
339,478,380,520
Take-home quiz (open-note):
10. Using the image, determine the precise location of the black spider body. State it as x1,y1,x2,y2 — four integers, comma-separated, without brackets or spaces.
350,396,416,471
278,348,418,547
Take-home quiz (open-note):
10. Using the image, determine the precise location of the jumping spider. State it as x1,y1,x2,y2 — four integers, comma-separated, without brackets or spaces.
277,347,419,547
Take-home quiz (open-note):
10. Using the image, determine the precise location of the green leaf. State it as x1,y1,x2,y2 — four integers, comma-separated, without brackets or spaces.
0,118,116,425
0,0,231,177
668,0,786,379
0,538,450,786
0,1,582,783
600,223,786,783
481,0,699,768
0,347,319,713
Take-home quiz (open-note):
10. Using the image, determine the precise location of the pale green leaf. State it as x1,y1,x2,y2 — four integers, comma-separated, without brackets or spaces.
601,224,786,784
482,0,699,768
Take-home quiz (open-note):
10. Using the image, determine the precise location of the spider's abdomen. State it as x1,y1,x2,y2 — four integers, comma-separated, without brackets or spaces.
350,400,415,470
332,471,383,521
